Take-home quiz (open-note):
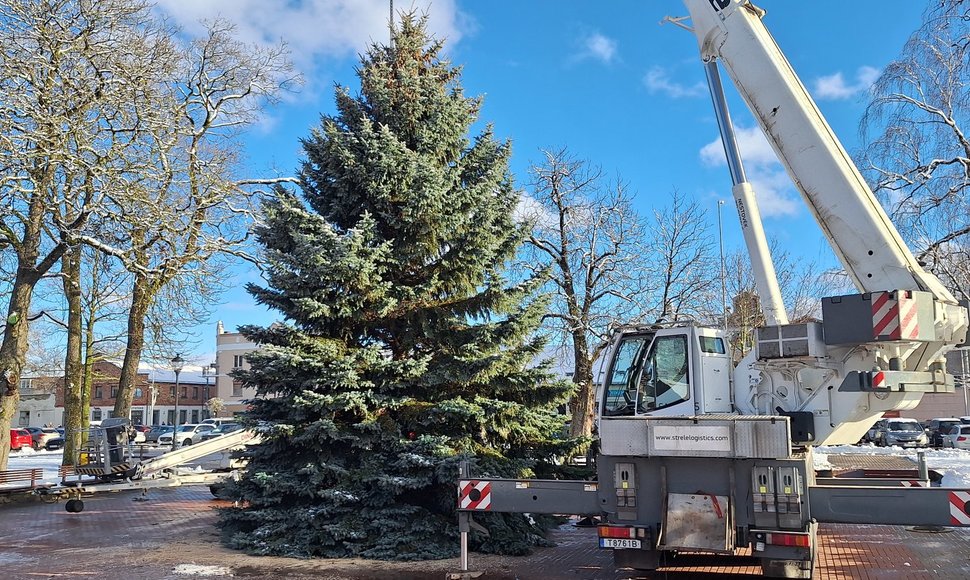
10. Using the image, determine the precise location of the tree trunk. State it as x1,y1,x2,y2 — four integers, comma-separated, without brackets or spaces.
568,332,596,438
113,276,152,420
61,248,84,466
0,269,40,470
81,319,96,442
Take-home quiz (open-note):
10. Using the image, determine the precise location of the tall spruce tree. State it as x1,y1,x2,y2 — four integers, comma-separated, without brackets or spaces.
217,15,577,560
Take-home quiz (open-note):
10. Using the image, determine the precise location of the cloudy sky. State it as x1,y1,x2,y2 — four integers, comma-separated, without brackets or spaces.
148,0,927,357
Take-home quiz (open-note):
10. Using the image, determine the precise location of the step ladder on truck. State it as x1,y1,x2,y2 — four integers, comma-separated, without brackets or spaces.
52,417,260,513
457,1,970,578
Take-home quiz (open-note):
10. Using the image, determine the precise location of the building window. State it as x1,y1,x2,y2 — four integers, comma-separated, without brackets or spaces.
92,408,103,421
179,410,187,424
110,387,118,398
193,386,199,400
232,381,243,397
18,411,29,426
170,386,176,397
181,386,187,398
233,355,244,368
191,410,199,423
134,388,143,398
95,386,103,399
19,378,31,390
166,410,175,425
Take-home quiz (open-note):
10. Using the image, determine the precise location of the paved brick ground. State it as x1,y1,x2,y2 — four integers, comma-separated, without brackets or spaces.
3,485,970,579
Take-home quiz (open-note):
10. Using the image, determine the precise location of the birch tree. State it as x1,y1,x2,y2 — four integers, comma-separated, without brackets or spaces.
523,149,651,438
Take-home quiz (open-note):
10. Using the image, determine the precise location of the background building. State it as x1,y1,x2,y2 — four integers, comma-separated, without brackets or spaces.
215,321,258,416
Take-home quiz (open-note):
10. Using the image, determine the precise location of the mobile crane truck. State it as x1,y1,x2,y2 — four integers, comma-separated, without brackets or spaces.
456,1,970,577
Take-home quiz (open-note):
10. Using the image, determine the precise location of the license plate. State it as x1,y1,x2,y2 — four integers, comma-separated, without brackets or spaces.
599,538,641,549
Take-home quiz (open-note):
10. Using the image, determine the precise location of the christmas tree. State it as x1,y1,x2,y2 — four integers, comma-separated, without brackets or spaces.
217,14,578,560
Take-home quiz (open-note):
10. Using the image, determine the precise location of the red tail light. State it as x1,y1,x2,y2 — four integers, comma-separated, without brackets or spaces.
766,532,811,547
958,436,967,442
598,526,636,539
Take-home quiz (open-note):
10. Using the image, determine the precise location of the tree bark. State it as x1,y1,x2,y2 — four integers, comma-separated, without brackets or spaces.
112,276,153,420
0,268,41,469
61,248,84,466
568,332,595,438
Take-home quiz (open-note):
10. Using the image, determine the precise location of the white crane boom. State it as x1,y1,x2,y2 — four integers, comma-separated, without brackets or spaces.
683,0,956,303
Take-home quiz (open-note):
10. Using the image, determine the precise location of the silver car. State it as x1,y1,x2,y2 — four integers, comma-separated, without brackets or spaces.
873,418,929,448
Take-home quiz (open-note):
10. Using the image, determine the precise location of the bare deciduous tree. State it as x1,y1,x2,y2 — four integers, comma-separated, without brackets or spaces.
78,19,300,422
0,0,174,468
523,148,651,438
648,191,717,322
859,0,970,299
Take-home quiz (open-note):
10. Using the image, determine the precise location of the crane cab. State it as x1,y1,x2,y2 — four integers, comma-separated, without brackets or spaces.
597,324,733,427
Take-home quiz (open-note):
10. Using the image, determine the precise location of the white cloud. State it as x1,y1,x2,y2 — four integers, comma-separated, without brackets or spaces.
813,66,880,100
582,33,617,64
643,66,706,98
153,0,468,72
700,126,800,218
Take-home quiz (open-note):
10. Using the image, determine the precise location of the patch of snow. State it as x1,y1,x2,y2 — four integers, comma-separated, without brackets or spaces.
815,445,970,487
173,563,232,576
7,450,66,484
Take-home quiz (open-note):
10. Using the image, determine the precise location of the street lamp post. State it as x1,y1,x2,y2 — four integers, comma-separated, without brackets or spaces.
202,362,216,419
171,354,184,450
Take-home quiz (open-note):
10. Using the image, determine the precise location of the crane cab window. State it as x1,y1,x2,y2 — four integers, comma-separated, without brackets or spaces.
603,334,691,416
603,336,650,416
699,336,725,354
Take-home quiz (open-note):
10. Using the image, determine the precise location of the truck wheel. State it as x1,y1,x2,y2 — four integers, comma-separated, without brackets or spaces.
65,499,85,513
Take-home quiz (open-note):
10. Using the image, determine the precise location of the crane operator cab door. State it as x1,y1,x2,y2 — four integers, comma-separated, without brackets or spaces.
599,326,732,421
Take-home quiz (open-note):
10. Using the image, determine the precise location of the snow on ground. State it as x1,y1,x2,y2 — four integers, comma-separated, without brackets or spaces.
5,448,67,485
815,444,970,487
173,564,232,576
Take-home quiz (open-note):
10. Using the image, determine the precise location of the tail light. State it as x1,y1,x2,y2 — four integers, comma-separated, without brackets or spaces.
598,526,646,539
958,436,967,442
765,532,811,547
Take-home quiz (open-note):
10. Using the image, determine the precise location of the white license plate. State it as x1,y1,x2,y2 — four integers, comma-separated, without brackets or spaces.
599,538,641,549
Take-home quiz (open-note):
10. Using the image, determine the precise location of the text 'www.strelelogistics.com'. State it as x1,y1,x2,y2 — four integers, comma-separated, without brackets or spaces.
654,434,730,443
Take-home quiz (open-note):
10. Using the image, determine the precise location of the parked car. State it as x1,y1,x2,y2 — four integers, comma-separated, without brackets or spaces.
198,423,242,442
945,424,970,450
25,427,60,450
872,418,929,447
9,428,32,451
45,436,65,451
925,418,962,448
146,425,173,444
201,418,238,428
863,419,887,444
157,424,215,447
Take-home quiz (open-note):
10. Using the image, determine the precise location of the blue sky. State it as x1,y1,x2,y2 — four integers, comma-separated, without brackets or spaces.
152,0,927,363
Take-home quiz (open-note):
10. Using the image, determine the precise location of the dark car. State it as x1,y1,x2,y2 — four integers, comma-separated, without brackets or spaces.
45,437,65,451
146,425,173,444
198,423,242,442
925,418,962,448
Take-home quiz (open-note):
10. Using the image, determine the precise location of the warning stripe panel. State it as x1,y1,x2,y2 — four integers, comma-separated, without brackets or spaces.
458,480,492,511
949,491,970,525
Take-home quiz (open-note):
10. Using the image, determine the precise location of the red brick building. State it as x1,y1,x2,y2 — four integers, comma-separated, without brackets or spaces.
53,360,207,426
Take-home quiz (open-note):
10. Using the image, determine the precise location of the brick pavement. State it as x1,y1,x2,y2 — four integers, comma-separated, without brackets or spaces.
3,486,970,579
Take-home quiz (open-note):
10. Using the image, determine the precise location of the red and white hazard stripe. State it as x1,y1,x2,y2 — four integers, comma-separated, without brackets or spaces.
900,480,927,487
458,480,492,511
949,491,970,525
871,291,919,340
872,371,886,389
